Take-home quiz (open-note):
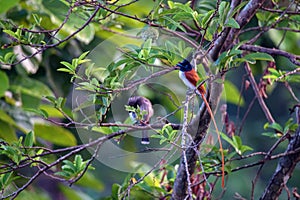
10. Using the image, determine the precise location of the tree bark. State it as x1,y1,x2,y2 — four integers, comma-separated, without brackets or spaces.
171,0,267,199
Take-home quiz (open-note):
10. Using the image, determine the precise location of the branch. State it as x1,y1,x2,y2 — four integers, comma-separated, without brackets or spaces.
114,67,177,92
221,0,267,53
197,147,300,179
260,6,300,15
240,44,300,66
209,0,242,61
170,2,255,196
244,62,275,123
260,108,300,200
2,129,128,199
1,5,101,66
171,74,224,199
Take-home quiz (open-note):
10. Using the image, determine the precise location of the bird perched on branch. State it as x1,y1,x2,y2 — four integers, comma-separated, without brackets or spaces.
176,59,225,187
127,96,153,145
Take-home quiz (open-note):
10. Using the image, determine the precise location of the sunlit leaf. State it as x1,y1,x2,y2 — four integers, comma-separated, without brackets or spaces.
0,120,17,143
59,184,94,200
34,123,77,146
0,71,9,98
76,171,104,191
24,131,35,147
225,18,240,28
38,104,64,118
111,183,121,199
262,132,282,138
264,122,283,132
244,53,274,63
201,10,215,27
0,0,20,14
0,110,26,132
10,77,54,99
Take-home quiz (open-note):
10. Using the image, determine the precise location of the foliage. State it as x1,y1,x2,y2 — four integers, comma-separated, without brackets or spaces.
0,0,300,199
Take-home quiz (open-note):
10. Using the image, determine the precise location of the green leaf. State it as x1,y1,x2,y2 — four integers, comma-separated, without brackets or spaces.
74,155,83,171
92,126,112,134
201,10,215,27
221,133,252,155
0,144,22,164
3,52,17,64
0,0,20,14
13,188,50,199
78,51,90,61
34,123,77,146
218,1,229,26
0,110,26,133
56,97,66,109
0,110,15,125
24,131,35,147
244,53,274,63
222,80,245,106
263,74,279,80
161,16,186,32
262,132,281,138
220,132,235,149
0,120,17,143
32,13,42,25
111,183,121,199
76,171,104,191
39,104,64,118
57,68,73,74
268,68,281,76
59,61,75,72
140,38,152,59
265,122,283,132
44,96,57,104
10,77,54,100
55,171,69,177
225,18,240,28
59,184,94,200
151,134,164,139
283,118,298,133
0,71,9,98
25,108,49,118
240,144,253,154
62,164,76,174
3,30,17,38
42,0,95,44
0,172,13,189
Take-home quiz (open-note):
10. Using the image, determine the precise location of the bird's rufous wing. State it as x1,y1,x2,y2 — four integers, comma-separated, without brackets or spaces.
184,69,206,94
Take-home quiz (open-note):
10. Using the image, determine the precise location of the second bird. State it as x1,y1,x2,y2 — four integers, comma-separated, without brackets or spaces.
127,96,154,145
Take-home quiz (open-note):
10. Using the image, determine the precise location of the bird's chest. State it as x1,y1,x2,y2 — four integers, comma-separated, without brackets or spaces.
179,71,196,90
129,111,137,123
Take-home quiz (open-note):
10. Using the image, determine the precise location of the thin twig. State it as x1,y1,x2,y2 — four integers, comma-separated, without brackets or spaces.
244,62,275,123
181,93,194,200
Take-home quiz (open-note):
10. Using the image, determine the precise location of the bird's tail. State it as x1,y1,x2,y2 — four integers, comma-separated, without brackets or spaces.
200,93,225,188
141,130,150,145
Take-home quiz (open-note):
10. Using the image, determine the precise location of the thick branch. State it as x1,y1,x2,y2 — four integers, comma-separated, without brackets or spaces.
240,44,300,66
209,0,242,61
171,77,223,200
171,1,264,198
222,0,267,53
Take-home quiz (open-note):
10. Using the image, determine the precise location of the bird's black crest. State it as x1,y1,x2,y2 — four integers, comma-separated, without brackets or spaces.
176,59,193,72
